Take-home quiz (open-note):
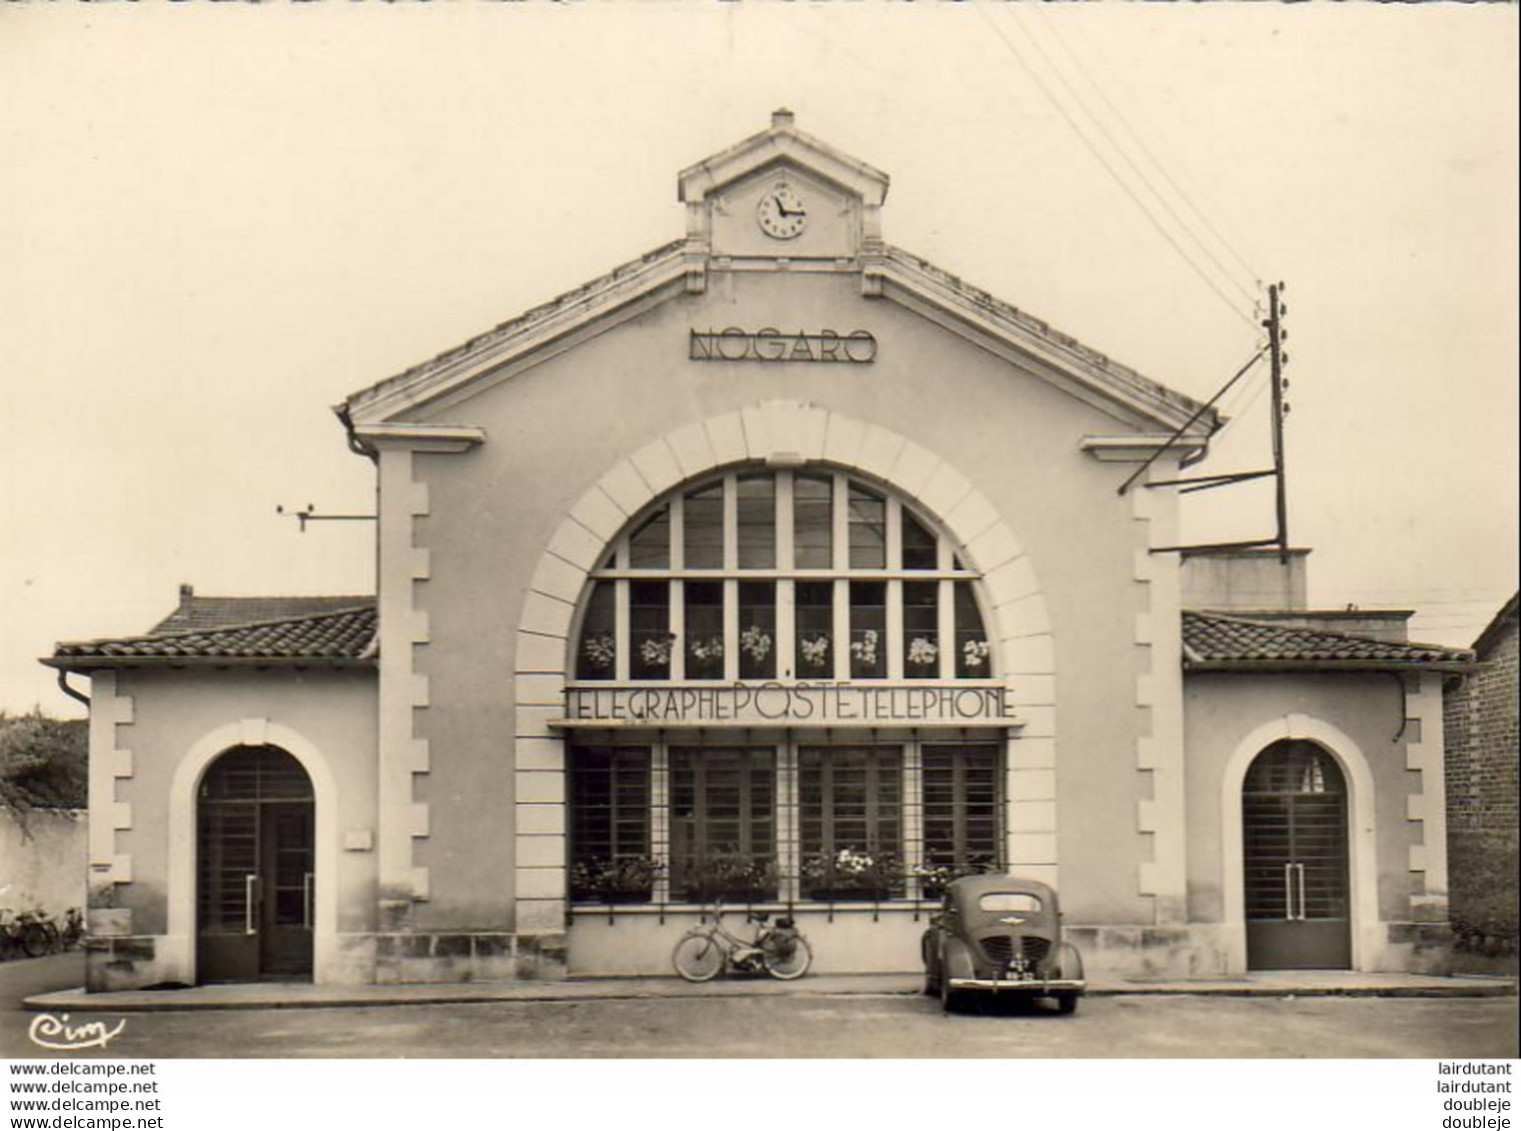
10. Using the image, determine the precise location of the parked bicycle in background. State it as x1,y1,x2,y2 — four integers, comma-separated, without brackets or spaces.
671,902,812,982
0,906,83,959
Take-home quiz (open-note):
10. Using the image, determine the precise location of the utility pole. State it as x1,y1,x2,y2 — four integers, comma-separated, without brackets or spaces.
1265,282,1290,562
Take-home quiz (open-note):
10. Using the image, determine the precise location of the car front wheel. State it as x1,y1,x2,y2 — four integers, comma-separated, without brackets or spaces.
939,967,960,1014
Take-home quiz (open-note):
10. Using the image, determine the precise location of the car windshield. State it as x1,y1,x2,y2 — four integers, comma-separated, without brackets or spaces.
978,892,1042,913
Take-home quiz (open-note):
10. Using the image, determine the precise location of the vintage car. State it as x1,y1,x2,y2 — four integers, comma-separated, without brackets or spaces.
921,874,1086,1014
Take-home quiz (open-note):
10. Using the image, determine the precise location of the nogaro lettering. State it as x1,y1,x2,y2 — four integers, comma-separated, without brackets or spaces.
689,328,877,364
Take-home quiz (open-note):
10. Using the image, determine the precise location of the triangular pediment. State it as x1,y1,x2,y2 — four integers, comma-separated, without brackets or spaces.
677,109,889,209
341,114,1217,446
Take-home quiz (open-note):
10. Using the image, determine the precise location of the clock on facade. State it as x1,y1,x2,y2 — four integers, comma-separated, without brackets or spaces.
756,186,808,240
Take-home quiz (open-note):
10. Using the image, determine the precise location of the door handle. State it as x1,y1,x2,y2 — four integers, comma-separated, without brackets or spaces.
244,874,258,936
303,873,314,931
1295,863,1307,922
1283,863,1296,921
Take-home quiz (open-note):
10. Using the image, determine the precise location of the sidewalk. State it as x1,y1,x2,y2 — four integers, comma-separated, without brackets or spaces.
25,969,1517,1013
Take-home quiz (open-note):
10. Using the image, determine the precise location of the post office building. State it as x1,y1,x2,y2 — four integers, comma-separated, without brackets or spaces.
48,113,1472,991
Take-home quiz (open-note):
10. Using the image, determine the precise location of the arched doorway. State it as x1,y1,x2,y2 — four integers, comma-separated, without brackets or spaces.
196,745,316,983
1243,740,1351,969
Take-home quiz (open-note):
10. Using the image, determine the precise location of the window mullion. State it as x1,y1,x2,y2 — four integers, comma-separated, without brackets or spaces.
832,472,849,571
776,470,795,569
723,579,739,681
778,741,798,902
723,474,738,570
886,580,904,680
669,579,685,681
832,578,849,681
821,757,835,862
694,753,707,871
938,578,955,680
952,751,967,868
652,744,669,903
778,580,796,681
670,494,685,571
739,751,753,859
904,739,924,899
614,581,631,682
830,474,849,682
863,751,877,853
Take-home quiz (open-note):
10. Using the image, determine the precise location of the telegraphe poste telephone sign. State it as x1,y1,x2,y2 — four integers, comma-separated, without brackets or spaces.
556,681,1016,728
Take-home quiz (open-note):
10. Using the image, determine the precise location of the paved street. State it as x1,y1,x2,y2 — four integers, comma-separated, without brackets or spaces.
2,953,1515,1059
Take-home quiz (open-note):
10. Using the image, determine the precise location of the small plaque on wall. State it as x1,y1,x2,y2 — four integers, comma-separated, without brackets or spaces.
344,829,375,852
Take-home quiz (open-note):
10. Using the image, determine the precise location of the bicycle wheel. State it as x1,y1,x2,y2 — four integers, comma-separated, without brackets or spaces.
20,922,51,959
762,935,812,980
671,932,725,982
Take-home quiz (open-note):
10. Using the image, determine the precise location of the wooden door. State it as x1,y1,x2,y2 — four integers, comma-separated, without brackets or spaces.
1243,741,1351,970
197,746,314,983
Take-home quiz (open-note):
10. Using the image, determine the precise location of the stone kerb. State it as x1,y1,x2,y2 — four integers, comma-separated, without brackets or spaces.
512,400,1059,939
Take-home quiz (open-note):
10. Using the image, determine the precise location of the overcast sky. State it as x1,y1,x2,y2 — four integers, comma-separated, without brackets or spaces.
2,4,1516,718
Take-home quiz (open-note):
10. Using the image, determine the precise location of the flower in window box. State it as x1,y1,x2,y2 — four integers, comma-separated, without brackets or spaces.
912,862,957,896
679,850,778,903
962,639,991,670
913,857,998,898
689,635,724,663
740,626,773,664
570,855,663,903
907,636,939,668
639,635,674,667
799,633,831,669
581,632,616,670
850,629,879,668
802,847,900,900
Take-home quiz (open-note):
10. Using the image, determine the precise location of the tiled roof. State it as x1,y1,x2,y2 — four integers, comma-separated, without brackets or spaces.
152,595,376,635
49,603,378,669
1183,611,1474,671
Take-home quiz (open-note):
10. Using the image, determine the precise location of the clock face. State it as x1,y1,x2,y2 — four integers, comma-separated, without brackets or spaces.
757,186,808,240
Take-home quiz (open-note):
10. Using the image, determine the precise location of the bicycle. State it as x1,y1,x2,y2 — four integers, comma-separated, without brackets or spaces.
60,907,84,951
671,902,813,982
0,908,53,960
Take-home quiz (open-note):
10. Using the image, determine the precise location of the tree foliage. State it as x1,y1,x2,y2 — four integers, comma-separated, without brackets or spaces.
0,710,88,812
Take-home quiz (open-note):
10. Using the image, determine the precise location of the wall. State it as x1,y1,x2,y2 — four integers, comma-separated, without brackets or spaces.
87,667,377,989
1445,610,1519,840
1182,671,1443,972
400,268,1169,945
1181,550,1308,612
1444,606,1519,949
0,808,85,918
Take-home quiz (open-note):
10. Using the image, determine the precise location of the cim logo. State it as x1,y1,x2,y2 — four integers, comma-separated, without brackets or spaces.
689,327,877,364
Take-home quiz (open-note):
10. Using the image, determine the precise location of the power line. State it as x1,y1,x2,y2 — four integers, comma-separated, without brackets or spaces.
977,7,1260,332
1020,9,1259,308
1036,9,1265,286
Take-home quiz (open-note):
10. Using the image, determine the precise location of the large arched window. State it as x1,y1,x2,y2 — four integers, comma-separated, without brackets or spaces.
573,469,993,683
563,468,1007,910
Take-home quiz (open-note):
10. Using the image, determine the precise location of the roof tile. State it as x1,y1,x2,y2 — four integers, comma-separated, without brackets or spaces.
1183,611,1473,669
53,603,377,666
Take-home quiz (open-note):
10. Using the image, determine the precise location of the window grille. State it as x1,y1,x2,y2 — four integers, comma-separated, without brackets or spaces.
567,741,1005,908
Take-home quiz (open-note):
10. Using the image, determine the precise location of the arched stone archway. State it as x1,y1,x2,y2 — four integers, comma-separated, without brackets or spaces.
1219,714,1383,973
511,400,1057,939
165,718,340,986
